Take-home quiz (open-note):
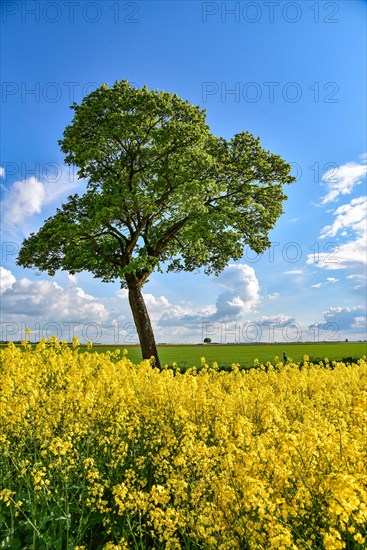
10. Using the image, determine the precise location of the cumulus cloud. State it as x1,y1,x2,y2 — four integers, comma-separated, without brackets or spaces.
321,157,367,204
2,177,46,225
114,288,203,342
1,276,109,323
318,306,367,334
200,314,299,345
116,288,195,324
0,267,16,293
67,273,78,285
1,266,259,343
3,269,365,344
1,166,84,231
118,264,261,329
307,196,367,270
211,264,260,320
306,306,366,343
257,314,297,328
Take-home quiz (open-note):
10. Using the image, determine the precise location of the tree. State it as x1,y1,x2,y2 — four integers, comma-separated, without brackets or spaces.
17,81,295,367
203,338,212,344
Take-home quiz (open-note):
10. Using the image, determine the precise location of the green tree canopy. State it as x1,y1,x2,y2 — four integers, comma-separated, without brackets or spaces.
17,81,295,366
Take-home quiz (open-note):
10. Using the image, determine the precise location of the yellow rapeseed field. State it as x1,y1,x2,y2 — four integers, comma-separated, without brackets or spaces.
0,339,366,549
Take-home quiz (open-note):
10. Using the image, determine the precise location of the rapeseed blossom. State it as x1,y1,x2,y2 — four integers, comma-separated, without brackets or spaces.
0,340,366,548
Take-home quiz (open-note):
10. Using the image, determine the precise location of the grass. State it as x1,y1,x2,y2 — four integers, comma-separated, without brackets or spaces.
82,341,367,370
1,341,366,371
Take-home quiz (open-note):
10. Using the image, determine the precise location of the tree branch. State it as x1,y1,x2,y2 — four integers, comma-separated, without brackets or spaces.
151,216,190,256
81,234,123,266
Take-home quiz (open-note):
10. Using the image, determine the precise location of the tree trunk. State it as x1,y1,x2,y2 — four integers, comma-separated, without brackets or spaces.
125,274,161,368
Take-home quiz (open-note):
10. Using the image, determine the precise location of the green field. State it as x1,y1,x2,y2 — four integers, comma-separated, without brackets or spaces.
2,341,365,370
85,341,367,369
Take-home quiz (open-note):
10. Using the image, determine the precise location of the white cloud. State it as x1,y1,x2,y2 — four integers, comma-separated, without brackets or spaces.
211,264,260,320
267,292,279,300
0,267,16,293
346,274,367,290
307,196,367,270
257,314,296,328
67,273,78,285
0,167,5,178
347,274,366,280
1,166,84,230
116,288,195,325
321,158,367,204
320,238,366,270
283,269,303,275
2,177,46,225
1,276,109,323
1,265,260,343
128,264,261,328
306,305,367,342
2,269,365,344
311,277,338,288
319,196,366,239
323,306,366,333
247,314,300,344
114,288,201,342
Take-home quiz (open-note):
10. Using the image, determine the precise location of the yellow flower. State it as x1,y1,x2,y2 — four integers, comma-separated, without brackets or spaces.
1,339,366,548
72,336,80,348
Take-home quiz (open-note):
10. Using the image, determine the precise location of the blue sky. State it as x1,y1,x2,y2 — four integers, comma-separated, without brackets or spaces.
1,0,366,345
